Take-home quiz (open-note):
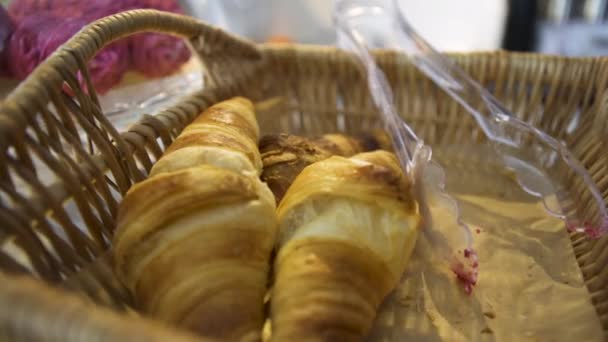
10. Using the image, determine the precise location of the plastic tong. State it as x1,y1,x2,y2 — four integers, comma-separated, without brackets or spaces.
334,0,478,293
334,0,608,292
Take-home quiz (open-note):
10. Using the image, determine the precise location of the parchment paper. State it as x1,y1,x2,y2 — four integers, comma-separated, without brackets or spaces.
368,145,604,341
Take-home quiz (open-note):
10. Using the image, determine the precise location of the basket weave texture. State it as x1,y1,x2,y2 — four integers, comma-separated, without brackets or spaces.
0,9,606,341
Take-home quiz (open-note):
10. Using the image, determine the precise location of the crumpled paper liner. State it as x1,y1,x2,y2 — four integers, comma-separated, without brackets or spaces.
368,145,604,341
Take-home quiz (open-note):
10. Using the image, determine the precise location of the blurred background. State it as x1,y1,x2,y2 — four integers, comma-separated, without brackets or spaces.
180,0,608,56
181,0,508,50
2,0,608,122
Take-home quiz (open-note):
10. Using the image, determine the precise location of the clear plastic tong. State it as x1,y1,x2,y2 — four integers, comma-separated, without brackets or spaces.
334,0,478,293
334,0,608,238
334,0,608,292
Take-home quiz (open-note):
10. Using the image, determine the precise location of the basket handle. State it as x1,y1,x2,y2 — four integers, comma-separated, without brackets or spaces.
66,9,261,62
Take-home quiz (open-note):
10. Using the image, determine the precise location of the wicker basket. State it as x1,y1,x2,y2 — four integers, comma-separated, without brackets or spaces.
0,9,607,341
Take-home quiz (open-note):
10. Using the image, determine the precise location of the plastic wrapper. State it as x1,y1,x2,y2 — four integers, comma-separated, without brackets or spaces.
76,43,130,95
7,0,133,22
8,14,129,94
41,16,130,95
7,0,52,22
7,13,59,80
0,6,13,77
129,32,191,78
137,0,183,13
6,0,190,91
127,0,191,78
7,0,183,26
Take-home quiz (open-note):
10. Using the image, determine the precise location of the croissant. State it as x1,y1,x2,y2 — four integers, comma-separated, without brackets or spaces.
113,97,277,341
260,131,391,203
270,150,420,341
150,96,262,177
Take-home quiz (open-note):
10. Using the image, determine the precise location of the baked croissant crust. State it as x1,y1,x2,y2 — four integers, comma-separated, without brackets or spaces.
260,131,391,203
150,96,262,177
112,97,276,342
270,150,420,341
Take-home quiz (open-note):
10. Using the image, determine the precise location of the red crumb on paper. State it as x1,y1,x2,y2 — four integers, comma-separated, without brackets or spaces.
451,248,479,295
566,218,608,239
584,225,602,239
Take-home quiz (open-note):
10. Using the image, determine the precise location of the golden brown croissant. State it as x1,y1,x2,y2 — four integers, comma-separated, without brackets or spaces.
150,96,262,177
270,150,420,341
113,97,277,341
260,131,391,203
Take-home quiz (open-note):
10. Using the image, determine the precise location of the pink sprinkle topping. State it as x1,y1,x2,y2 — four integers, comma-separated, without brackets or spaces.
566,218,608,239
451,248,479,295
585,226,602,239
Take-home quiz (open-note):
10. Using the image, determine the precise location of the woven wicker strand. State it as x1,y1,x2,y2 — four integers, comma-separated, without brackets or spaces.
0,9,606,340
0,273,210,342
